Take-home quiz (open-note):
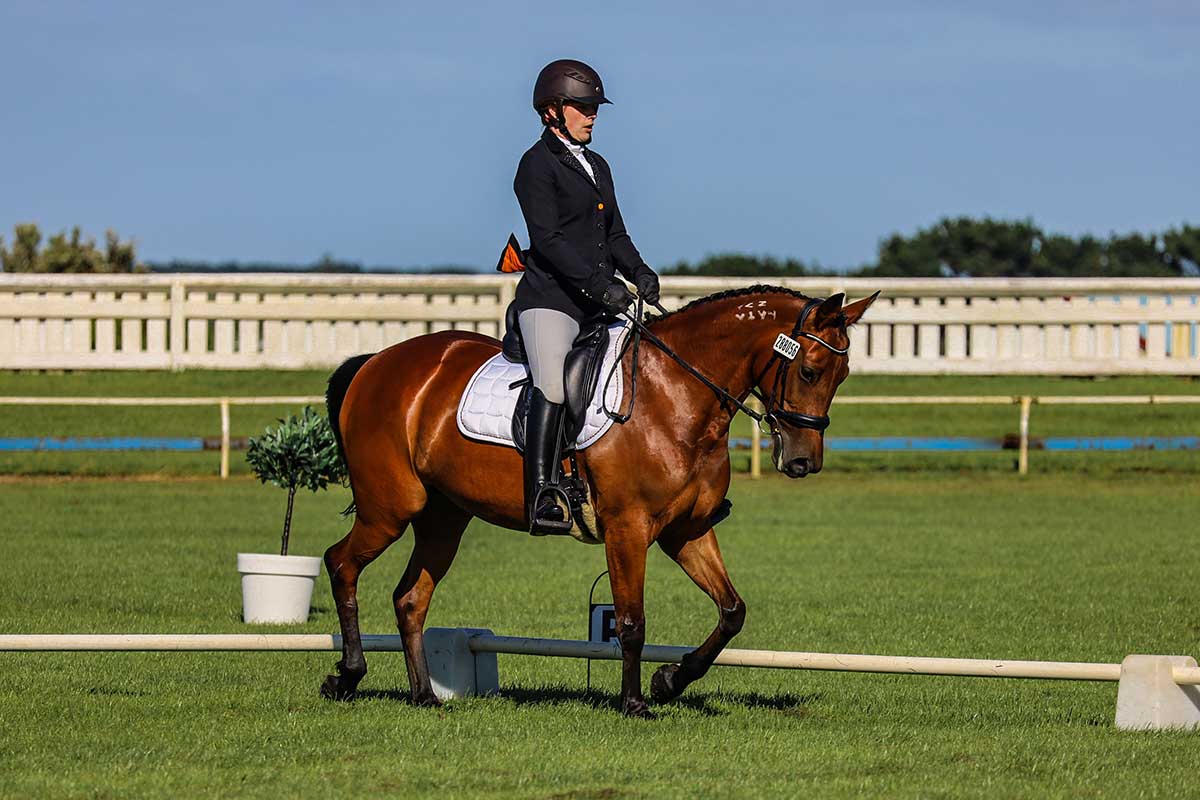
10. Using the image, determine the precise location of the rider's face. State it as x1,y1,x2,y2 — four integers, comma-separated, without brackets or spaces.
560,101,598,143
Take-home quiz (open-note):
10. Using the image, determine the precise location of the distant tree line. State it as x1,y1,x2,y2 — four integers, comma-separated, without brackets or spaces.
665,218,1200,278
4,218,1198,277
0,226,478,275
150,255,478,275
0,223,143,273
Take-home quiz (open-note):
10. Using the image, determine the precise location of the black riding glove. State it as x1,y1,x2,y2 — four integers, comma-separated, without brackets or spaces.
635,272,660,305
598,281,634,315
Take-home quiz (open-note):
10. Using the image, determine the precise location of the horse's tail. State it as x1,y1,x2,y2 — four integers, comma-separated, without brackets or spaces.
326,353,375,516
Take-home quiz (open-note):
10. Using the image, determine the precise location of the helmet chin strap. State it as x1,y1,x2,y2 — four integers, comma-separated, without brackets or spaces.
550,101,588,146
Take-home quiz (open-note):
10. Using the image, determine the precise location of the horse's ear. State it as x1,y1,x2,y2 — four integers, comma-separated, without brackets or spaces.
814,293,844,326
841,291,880,327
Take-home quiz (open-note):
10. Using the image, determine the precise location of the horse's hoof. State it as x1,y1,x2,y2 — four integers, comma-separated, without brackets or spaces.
412,691,443,708
319,674,356,701
650,663,684,703
621,696,656,719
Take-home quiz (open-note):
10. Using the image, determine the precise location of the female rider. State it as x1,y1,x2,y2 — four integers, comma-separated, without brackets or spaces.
513,59,660,535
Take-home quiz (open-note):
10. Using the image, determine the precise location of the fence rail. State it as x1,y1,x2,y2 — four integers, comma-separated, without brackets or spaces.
2,394,1196,478
0,395,322,478
745,394,1200,477
1,274,1198,373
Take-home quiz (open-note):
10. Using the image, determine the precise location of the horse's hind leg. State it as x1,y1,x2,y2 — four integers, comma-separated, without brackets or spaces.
650,527,745,703
320,517,407,700
393,493,470,707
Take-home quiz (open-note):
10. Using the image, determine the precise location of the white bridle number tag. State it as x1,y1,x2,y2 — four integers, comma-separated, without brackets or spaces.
773,333,801,361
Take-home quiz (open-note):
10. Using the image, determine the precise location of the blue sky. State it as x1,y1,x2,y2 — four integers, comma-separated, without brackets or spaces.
2,1,1197,271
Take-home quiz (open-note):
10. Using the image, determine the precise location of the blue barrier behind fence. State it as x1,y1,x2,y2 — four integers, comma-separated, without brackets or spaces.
0,437,208,452
731,436,1200,452
2,436,1197,453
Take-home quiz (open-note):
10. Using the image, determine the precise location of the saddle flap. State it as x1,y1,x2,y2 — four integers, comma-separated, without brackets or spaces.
562,322,611,439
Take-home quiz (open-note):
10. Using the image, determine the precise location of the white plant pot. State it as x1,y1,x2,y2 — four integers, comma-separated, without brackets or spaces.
237,553,322,624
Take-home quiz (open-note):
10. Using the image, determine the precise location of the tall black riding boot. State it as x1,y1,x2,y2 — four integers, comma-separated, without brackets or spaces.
523,387,569,535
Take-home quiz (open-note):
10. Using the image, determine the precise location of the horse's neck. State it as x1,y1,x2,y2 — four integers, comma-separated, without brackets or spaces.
647,297,788,433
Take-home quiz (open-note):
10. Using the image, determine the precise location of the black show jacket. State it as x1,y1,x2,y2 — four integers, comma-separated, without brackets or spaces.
512,127,654,321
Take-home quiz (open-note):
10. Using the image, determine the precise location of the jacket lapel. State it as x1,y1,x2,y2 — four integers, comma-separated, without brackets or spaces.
542,128,600,194
559,151,599,191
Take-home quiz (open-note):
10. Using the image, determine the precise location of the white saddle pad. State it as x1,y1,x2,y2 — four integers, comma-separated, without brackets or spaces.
456,321,632,450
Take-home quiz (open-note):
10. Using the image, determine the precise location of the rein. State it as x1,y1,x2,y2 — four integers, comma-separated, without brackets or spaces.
603,296,848,436
603,297,762,424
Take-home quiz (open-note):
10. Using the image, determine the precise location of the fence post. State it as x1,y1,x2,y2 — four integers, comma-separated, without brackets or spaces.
220,398,231,479
1018,396,1033,475
169,279,186,371
749,398,762,479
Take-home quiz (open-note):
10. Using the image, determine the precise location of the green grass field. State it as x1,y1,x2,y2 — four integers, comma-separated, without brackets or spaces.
1,370,1198,477
1,470,1198,798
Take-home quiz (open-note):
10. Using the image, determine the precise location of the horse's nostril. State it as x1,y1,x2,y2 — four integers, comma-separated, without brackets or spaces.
785,457,810,477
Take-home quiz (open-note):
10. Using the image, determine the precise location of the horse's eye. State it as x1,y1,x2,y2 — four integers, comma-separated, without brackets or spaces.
801,365,819,383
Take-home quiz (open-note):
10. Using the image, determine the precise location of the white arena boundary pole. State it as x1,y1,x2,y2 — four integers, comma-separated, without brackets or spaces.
473,635,1124,680
2,630,1198,730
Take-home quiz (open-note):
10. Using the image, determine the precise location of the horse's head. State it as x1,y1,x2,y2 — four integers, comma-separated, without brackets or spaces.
760,292,878,478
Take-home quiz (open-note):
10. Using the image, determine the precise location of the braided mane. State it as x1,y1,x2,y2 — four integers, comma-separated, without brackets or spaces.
646,284,817,325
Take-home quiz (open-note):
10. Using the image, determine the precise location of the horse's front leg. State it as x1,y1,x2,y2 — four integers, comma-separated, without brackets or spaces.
650,527,745,703
605,534,652,718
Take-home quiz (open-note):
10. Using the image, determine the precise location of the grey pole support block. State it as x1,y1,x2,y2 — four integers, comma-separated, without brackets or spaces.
423,627,499,700
1115,655,1200,731
460,627,500,696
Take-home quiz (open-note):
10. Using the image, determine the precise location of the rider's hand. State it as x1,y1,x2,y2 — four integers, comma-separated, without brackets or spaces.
598,281,634,315
635,272,660,305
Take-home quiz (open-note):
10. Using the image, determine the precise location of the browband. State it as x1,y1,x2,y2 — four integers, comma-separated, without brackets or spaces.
793,299,849,356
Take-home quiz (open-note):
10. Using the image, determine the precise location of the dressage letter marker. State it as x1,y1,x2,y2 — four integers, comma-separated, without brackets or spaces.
589,605,617,643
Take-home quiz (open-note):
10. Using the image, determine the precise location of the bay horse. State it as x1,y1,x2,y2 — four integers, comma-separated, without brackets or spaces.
321,285,877,716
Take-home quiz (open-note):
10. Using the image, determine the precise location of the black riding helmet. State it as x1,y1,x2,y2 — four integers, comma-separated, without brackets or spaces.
533,59,611,144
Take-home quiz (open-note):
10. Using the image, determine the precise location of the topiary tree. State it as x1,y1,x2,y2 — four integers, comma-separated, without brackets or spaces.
245,406,346,556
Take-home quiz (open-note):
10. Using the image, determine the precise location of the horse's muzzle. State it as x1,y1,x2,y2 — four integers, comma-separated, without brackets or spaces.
782,457,815,478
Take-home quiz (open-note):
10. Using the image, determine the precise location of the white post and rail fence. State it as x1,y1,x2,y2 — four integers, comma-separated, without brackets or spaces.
0,393,1194,478
1,274,1197,373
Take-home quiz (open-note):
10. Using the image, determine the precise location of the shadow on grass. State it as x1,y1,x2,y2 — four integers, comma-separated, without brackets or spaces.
353,684,821,718
498,686,823,718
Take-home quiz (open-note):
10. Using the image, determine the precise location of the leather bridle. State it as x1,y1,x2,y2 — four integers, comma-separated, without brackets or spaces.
608,297,850,439
748,298,848,436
